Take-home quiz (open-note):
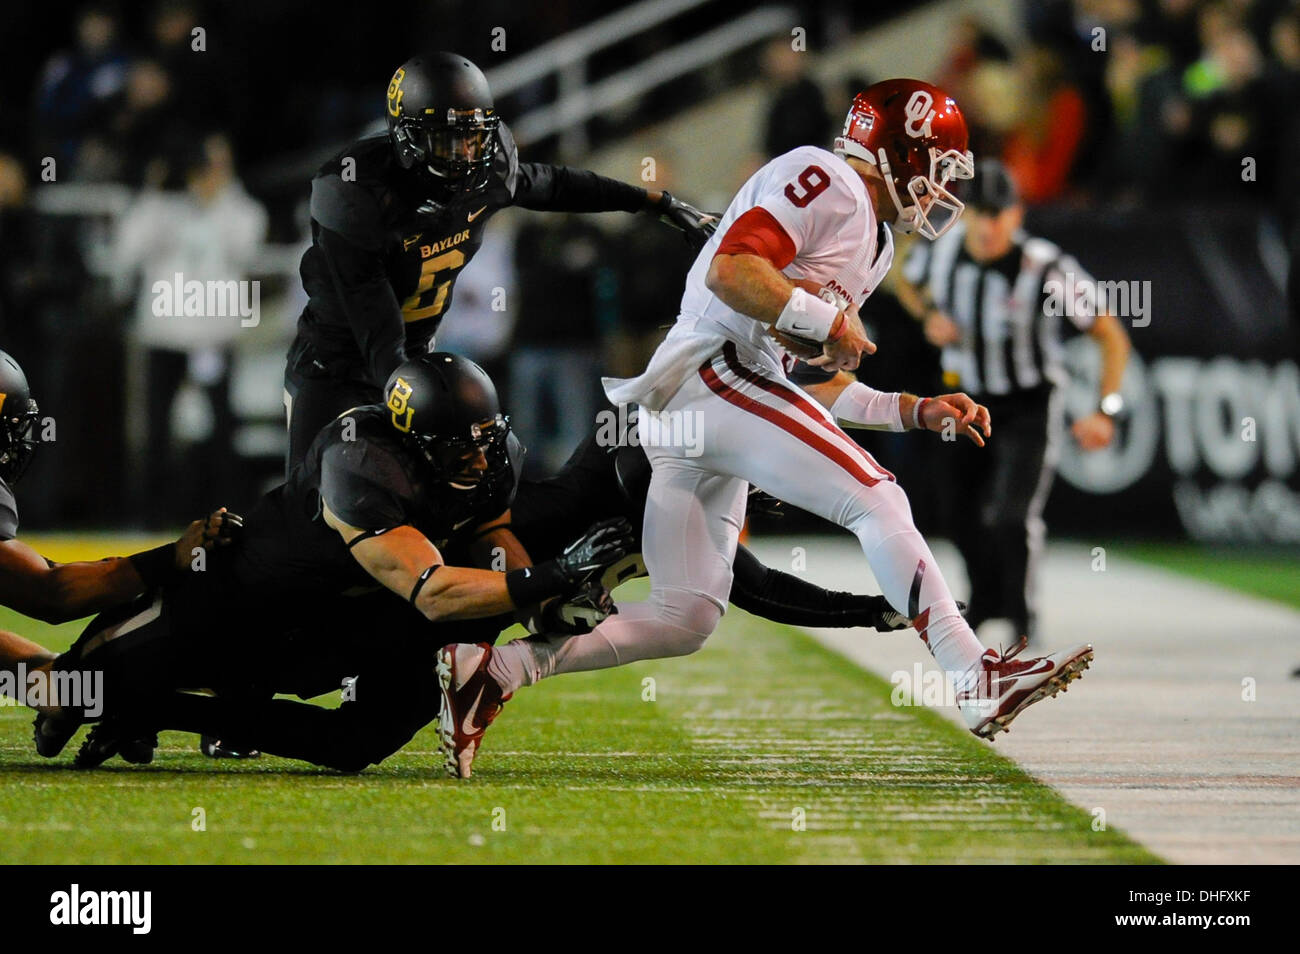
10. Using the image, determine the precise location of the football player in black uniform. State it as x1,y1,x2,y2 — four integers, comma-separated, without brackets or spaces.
285,51,717,469
0,349,237,754
56,415,926,775
37,353,635,771
29,358,921,774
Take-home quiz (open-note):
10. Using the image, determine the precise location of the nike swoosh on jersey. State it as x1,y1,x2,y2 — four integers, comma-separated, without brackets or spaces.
467,205,488,222
461,685,487,735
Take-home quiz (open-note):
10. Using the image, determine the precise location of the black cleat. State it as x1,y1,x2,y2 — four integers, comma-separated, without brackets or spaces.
73,719,158,768
199,735,261,759
32,712,80,758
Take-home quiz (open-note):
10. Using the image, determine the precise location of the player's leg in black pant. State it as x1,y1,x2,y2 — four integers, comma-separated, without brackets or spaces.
147,653,443,773
283,367,380,475
979,390,1053,642
948,414,997,631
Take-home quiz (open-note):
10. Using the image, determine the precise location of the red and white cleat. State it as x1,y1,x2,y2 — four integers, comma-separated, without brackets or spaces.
436,642,511,779
957,638,1093,740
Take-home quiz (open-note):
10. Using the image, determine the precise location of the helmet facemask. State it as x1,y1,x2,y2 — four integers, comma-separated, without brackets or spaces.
877,145,974,240
411,412,512,500
0,397,39,485
394,107,499,196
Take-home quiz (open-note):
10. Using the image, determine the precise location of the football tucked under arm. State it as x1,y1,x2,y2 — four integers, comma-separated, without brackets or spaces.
767,278,846,359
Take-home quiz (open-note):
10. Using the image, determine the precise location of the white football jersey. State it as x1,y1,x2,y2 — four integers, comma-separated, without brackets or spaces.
679,145,895,364
604,146,896,410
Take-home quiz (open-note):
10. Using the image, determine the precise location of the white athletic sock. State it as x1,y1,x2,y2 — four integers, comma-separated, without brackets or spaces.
486,592,722,695
842,484,986,683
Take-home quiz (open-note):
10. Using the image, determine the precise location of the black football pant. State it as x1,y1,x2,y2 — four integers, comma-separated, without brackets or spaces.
283,367,380,476
57,577,507,773
948,386,1058,639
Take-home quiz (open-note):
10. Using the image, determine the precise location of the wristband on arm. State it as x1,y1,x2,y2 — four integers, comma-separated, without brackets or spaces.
128,544,177,587
775,286,839,342
504,561,571,608
911,397,932,430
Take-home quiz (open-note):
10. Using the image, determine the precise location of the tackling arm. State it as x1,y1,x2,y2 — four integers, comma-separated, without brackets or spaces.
326,505,634,624
325,507,516,622
0,508,240,624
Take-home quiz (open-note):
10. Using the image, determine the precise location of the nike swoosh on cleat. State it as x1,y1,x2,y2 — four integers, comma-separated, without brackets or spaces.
461,684,486,736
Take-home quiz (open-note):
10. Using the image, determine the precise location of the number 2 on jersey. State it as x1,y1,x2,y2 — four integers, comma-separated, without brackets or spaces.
401,249,465,322
784,165,830,208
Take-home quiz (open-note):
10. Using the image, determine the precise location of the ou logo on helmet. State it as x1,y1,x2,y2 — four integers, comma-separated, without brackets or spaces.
903,90,935,139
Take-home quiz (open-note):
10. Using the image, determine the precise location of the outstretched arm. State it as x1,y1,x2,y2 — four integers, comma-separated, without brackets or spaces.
327,505,633,624
513,163,716,249
0,508,240,624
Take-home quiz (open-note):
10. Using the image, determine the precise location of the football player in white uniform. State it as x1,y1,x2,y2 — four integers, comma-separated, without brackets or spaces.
437,79,1094,778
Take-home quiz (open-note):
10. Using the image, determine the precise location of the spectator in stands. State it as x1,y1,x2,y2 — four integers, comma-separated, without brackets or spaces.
934,19,1012,164
1183,23,1267,194
509,214,613,475
760,37,830,159
92,59,179,185
1001,43,1088,203
32,3,130,178
110,131,267,525
148,0,230,130
1100,28,1188,200
1267,7,1300,233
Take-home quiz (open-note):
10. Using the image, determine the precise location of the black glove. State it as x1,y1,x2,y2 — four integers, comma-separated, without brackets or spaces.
655,191,719,252
505,517,636,609
555,517,636,588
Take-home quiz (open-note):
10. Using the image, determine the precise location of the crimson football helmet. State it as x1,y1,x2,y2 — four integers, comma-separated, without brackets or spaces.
834,79,974,240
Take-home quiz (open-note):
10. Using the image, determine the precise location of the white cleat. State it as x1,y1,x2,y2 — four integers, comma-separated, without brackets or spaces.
957,638,1093,740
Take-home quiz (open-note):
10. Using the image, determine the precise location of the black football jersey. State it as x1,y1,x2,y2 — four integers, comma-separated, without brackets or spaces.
292,123,648,388
0,477,17,541
227,405,522,601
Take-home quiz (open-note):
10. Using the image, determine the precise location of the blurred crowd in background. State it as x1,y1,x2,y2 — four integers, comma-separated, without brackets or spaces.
0,0,1297,529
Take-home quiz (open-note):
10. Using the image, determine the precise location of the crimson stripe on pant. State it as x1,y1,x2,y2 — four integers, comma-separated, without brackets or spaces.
698,360,886,487
715,343,895,482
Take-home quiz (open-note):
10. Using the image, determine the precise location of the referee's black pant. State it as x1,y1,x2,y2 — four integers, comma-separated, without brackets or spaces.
948,385,1058,640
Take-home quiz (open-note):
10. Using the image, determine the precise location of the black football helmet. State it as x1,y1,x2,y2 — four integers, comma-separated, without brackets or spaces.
0,350,39,485
383,353,516,509
386,52,499,198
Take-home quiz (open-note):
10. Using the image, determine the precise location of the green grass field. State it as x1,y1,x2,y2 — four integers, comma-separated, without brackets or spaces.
0,535,1160,864
1120,542,1300,612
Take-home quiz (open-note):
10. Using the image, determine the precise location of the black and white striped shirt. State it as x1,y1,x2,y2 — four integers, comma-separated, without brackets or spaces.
901,221,1098,396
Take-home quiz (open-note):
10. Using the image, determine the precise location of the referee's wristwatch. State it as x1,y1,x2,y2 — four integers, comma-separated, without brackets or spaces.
1099,392,1126,419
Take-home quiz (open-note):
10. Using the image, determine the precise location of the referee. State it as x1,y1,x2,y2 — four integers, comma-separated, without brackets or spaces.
895,160,1131,645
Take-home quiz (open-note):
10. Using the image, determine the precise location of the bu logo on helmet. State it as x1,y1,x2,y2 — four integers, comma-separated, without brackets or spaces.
387,68,406,118
387,376,415,432
903,90,935,138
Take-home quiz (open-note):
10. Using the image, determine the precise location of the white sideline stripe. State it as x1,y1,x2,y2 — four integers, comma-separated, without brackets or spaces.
745,536,1300,865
